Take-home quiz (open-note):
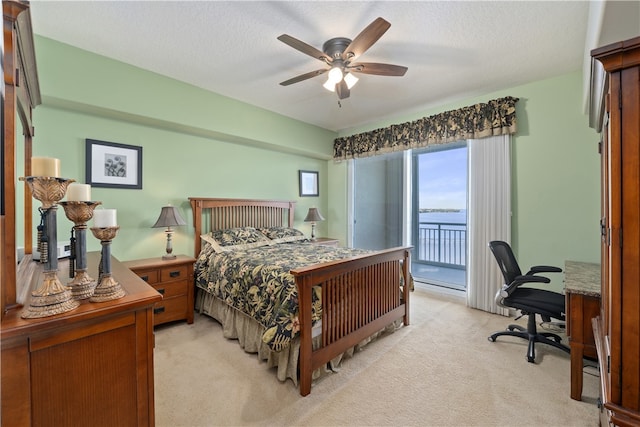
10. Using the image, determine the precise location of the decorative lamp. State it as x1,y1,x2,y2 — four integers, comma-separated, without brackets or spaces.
303,207,325,241
153,205,186,260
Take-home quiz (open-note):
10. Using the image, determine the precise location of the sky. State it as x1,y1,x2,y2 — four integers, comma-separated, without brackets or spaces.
418,146,467,209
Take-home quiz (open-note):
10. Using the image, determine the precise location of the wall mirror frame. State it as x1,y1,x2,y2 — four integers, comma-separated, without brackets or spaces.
1,0,42,317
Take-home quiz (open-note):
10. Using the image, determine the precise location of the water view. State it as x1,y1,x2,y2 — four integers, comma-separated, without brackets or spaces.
419,209,467,224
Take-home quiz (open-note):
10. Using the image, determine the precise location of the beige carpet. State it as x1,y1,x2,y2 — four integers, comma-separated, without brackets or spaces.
154,288,600,426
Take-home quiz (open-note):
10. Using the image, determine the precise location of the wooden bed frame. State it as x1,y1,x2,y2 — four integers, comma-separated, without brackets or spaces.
189,197,411,396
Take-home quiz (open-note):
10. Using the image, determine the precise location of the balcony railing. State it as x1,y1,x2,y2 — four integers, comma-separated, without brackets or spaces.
416,222,466,269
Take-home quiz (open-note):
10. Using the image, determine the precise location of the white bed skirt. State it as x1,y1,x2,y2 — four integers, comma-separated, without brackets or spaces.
195,288,398,386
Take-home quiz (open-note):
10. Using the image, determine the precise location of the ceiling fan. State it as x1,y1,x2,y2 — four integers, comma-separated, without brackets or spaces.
277,17,408,100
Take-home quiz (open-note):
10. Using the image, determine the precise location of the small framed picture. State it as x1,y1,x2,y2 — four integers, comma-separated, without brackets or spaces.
86,139,142,189
299,170,319,197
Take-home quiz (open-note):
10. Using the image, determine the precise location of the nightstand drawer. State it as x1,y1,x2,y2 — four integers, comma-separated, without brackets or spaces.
160,265,189,282
123,255,196,326
153,296,188,325
134,269,159,284
152,279,188,299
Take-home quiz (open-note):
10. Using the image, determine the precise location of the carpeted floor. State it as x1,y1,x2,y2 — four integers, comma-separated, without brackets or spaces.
154,288,600,426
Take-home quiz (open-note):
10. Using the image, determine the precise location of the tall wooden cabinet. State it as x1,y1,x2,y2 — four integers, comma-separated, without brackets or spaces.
591,36,640,427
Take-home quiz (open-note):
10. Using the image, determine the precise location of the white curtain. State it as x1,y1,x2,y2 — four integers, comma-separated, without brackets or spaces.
466,135,511,315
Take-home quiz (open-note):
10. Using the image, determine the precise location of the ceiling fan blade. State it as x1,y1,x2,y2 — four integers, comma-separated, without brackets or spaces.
342,17,391,62
336,80,350,99
349,62,408,76
277,34,332,63
279,69,328,86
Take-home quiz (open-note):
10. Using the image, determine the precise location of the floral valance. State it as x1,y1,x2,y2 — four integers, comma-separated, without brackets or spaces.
333,96,519,160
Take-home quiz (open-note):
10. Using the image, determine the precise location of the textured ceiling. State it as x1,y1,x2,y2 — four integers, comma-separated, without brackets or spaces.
30,1,592,133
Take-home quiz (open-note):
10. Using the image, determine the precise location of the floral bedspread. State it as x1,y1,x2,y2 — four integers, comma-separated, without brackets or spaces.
195,242,370,351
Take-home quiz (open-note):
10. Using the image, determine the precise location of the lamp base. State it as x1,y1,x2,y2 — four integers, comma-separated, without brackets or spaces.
162,254,177,260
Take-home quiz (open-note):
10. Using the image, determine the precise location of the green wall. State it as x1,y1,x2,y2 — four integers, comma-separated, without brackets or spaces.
329,71,601,292
28,36,336,261
30,35,600,294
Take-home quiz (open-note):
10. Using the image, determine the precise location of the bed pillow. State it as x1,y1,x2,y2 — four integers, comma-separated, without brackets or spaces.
200,233,225,253
258,226,308,244
206,227,272,252
197,239,218,260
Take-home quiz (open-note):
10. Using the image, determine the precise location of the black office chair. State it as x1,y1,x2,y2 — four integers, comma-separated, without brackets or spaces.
487,240,570,363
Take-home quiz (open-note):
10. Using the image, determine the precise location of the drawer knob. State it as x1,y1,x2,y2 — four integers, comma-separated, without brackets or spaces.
169,271,180,278
141,275,149,282
157,288,165,295
154,307,165,315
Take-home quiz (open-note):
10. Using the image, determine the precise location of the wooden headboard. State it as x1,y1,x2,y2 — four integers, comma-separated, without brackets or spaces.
188,198,296,257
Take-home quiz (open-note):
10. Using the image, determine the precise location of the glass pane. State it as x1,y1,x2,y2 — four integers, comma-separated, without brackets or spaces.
353,152,404,250
412,143,467,290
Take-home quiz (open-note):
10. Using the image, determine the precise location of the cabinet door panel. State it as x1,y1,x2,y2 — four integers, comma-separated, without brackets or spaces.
31,325,138,427
620,65,640,411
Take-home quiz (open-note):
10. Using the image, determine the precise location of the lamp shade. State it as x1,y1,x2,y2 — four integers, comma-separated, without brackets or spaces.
304,207,325,223
152,205,186,228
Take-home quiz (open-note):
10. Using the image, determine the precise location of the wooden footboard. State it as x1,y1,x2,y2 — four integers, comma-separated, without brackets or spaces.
291,246,411,396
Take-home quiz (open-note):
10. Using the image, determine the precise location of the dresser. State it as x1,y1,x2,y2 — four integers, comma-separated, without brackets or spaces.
591,36,640,427
124,255,195,326
1,253,162,426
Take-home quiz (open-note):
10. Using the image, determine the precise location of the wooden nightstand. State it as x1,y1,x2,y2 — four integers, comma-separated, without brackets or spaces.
124,255,195,326
310,237,339,247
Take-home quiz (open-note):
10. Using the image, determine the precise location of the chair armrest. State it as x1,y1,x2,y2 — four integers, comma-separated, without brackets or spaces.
500,274,550,298
527,265,562,275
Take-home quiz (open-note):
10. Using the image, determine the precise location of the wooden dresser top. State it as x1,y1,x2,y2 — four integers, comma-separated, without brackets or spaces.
1,252,161,340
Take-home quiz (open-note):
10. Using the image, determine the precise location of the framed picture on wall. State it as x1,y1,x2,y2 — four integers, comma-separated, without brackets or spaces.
299,170,319,197
86,139,142,189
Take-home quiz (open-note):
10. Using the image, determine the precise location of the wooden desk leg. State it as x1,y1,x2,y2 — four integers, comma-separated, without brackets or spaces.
570,343,584,400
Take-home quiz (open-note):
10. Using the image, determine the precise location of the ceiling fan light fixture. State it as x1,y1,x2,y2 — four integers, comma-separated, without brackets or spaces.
323,78,336,92
344,72,359,89
327,66,343,84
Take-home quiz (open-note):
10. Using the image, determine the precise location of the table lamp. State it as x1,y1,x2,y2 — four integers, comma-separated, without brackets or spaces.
304,207,325,241
153,204,186,259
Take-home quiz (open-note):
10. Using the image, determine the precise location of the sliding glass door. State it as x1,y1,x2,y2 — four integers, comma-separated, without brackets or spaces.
411,143,467,290
351,142,468,291
352,151,404,250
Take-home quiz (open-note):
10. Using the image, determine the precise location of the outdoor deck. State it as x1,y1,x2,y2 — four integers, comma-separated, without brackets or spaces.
411,262,466,291
413,220,466,291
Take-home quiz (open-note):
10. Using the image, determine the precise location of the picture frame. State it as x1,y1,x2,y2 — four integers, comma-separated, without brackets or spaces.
299,170,319,197
86,139,142,189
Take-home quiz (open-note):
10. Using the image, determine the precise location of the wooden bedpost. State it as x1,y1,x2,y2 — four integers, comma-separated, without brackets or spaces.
297,273,314,396
189,198,203,258
403,248,411,326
